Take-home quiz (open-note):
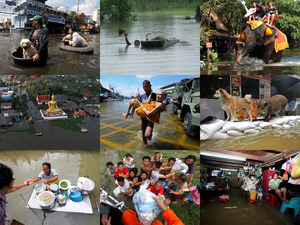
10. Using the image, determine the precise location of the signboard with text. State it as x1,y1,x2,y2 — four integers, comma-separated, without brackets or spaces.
48,15,65,24
206,42,212,48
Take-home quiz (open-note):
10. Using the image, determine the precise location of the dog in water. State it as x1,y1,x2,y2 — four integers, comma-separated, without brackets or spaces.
20,38,37,59
213,88,253,121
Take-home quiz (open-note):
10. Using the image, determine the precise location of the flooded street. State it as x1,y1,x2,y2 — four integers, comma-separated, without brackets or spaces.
101,12,199,75
100,99,200,150
0,116,100,150
201,49,300,75
200,124,300,150
0,32,100,75
0,150,100,225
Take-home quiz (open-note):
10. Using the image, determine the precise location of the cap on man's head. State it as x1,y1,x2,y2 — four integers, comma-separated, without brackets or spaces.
30,15,43,23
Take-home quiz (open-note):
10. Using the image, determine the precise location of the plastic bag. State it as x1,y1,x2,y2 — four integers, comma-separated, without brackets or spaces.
200,119,225,140
171,161,188,174
133,189,162,225
113,186,121,197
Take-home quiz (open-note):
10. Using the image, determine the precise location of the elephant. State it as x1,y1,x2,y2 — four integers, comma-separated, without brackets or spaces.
236,22,283,65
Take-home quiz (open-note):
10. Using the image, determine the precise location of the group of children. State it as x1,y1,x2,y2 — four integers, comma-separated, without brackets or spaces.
248,1,278,26
106,152,200,214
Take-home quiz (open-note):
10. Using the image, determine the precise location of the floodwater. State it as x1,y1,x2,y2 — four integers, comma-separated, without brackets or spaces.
100,99,200,150
0,31,100,75
200,124,300,150
0,115,100,150
1,150,100,225
201,187,294,225
200,49,300,75
100,12,200,75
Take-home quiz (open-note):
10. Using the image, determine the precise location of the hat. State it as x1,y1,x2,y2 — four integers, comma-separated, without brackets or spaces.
29,15,43,23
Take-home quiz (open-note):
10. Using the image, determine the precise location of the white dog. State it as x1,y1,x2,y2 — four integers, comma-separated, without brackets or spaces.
20,38,37,59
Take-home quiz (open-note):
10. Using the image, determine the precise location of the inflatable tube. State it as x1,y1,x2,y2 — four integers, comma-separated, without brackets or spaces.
59,43,94,54
11,51,44,67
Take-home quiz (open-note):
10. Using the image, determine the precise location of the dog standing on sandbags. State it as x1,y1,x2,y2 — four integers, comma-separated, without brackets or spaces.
213,88,253,122
20,38,37,59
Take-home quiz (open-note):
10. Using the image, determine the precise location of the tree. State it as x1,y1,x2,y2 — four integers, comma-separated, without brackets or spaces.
101,0,136,21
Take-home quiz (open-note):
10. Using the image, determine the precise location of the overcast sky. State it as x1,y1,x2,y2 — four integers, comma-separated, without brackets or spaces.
0,0,100,19
101,75,198,97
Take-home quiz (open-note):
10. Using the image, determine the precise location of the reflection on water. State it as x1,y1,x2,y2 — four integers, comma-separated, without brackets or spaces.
201,50,300,75
0,32,99,75
0,150,100,225
200,124,300,150
100,99,200,150
101,13,200,75
0,117,100,150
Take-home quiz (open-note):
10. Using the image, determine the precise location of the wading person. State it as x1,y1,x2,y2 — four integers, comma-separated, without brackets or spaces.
27,162,59,185
62,27,87,47
122,81,166,144
0,163,30,224
12,15,49,62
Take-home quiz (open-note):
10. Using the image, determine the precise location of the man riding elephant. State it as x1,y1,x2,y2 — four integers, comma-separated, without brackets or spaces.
236,20,289,65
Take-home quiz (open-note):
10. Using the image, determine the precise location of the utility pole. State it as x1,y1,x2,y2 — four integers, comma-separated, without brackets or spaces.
77,0,79,15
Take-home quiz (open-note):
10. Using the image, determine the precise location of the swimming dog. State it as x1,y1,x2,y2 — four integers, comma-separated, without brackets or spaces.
20,38,37,59
213,88,253,121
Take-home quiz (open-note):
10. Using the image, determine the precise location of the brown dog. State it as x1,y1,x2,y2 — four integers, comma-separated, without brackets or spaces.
214,88,253,121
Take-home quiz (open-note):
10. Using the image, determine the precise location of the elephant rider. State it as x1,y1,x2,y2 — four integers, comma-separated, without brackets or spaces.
12,15,49,62
255,3,267,21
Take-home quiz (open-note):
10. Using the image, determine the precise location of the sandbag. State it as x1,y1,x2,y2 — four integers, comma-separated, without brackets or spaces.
221,121,239,132
236,122,255,131
208,131,230,140
255,127,263,131
133,189,163,225
244,129,260,134
269,117,286,125
259,122,273,129
227,130,245,136
282,124,291,129
272,124,282,129
200,119,225,140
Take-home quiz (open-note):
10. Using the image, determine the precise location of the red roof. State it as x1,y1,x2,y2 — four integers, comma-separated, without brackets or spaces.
82,93,92,98
22,83,26,87
36,95,50,102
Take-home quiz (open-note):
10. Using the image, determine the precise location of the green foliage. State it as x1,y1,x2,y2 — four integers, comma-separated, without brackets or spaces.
100,0,136,21
134,0,199,11
52,118,82,132
201,49,219,63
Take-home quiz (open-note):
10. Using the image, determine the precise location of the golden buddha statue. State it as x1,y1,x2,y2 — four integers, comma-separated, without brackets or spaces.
46,94,61,113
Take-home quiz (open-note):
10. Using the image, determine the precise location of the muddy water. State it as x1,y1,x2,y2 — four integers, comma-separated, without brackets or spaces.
0,32,99,75
200,49,300,75
200,124,300,150
0,150,100,225
201,187,294,225
0,116,100,150
100,99,200,150
101,12,200,75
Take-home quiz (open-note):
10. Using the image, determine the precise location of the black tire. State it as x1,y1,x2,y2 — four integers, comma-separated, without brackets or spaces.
183,112,199,138
172,104,178,114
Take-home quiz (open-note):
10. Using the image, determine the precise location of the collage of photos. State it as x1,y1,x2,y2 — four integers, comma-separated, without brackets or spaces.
201,0,300,225
0,0,201,225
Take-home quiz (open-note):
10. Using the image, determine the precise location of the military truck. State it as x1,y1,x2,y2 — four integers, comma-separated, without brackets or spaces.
172,77,200,138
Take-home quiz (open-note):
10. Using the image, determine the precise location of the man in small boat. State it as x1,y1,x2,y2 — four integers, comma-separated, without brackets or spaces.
26,162,59,185
12,15,49,62
62,27,88,47
0,163,31,225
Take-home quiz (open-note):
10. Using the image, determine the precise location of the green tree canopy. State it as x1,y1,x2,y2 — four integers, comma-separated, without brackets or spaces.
100,0,136,21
